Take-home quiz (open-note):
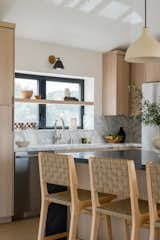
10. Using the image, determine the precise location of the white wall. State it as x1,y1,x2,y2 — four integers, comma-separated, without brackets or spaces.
15,38,103,116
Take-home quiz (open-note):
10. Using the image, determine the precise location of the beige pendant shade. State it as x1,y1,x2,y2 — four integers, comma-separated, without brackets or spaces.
125,28,160,63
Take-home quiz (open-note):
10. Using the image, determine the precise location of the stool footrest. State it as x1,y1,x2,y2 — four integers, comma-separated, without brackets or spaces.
45,232,68,240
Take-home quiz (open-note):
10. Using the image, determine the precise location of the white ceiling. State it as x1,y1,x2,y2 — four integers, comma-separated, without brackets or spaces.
0,0,160,52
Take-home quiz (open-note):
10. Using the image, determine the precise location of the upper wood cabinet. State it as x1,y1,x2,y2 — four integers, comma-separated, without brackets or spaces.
130,63,146,87
131,63,160,85
145,63,160,82
130,62,160,115
103,50,130,116
0,22,15,106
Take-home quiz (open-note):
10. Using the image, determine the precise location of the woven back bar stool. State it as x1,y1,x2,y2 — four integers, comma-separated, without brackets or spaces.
146,162,160,240
89,158,150,240
38,152,115,240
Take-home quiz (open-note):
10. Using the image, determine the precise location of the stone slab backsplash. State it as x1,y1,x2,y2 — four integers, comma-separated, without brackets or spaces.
102,116,141,143
14,116,141,145
15,129,104,145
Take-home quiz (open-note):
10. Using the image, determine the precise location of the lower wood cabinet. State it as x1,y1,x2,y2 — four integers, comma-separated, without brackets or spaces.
0,106,13,220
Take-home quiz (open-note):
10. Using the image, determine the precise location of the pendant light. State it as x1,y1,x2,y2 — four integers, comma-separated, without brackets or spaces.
125,0,160,63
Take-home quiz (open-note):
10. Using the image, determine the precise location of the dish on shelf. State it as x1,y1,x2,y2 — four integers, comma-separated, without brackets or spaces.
20,90,33,99
34,95,41,99
15,141,30,148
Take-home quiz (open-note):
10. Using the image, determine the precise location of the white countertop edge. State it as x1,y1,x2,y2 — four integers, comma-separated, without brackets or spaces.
15,143,141,153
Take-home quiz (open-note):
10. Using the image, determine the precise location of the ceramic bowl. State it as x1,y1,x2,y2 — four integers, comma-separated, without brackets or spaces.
34,95,41,99
15,141,30,148
104,136,123,143
20,90,33,99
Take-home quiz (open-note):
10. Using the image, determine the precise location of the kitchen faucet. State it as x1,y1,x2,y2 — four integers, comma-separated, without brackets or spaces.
60,117,65,130
54,118,65,130
53,118,65,144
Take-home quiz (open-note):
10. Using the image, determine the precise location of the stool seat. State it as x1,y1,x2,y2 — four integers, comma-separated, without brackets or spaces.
97,198,149,220
47,189,115,208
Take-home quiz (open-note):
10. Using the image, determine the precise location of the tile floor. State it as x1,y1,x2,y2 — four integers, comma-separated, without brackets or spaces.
0,218,39,240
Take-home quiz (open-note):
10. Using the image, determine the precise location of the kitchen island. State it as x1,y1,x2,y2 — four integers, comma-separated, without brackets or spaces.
15,147,158,240
73,149,160,240
71,149,160,167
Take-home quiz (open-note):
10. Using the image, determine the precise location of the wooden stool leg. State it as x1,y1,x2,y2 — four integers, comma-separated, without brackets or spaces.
131,222,140,240
104,215,112,240
155,227,160,240
122,219,130,240
149,223,157,240
38,200,49,240
69,209,79,240
90,211,100,240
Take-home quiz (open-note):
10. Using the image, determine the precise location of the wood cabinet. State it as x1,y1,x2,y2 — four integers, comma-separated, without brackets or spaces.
0,23,14,106
0,106,13,219
103,50,130,115
130,63,146,88
0,22,15,222
131,63,160,86
130,63,160,114
145,63,160,82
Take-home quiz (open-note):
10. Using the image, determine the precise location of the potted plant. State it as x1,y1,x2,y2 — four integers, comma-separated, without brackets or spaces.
129,83,160,151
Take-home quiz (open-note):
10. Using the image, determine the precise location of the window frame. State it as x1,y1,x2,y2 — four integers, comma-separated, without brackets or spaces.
15,73,84,129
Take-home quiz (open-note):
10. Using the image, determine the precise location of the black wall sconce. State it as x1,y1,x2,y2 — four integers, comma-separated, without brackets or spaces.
48,55,64,70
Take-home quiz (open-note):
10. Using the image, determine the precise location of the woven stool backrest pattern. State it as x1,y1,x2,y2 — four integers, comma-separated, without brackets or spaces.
39,153,70,187
150,162,160,203
91,158,130,198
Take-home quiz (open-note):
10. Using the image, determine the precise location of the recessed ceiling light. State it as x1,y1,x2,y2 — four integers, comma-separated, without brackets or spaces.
64,0,81,8
79,0,103,13
99,1,130,19
123,12,143,25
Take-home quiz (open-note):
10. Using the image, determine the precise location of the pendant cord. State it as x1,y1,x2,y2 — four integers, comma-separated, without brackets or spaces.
145,0,147,28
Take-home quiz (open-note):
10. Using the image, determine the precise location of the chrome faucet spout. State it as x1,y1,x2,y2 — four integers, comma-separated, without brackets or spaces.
60,117,65,130
54,119,58,130
53,118,65,144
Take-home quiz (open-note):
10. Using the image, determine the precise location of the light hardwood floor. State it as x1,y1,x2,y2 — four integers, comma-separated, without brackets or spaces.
0,218,39,240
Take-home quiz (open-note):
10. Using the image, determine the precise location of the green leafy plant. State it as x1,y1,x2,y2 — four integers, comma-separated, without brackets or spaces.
129,83,160,127
142,100,160,127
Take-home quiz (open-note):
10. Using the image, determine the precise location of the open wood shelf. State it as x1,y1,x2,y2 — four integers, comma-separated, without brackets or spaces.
15,98,94,106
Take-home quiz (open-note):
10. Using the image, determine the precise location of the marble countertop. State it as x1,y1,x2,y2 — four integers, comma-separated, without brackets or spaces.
14,142,141,153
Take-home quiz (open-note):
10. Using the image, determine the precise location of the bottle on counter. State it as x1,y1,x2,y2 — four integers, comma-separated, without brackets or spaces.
118,127,126,143
70,117,77,129
64,88,71,98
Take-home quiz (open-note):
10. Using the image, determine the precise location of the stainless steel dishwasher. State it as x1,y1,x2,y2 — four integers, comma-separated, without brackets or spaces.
14,152,41,219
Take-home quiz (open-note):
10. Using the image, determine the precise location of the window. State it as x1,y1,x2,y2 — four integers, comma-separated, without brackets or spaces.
15,73,84,129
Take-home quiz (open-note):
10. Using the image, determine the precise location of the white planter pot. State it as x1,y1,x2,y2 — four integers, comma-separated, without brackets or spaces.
142,124,160,151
